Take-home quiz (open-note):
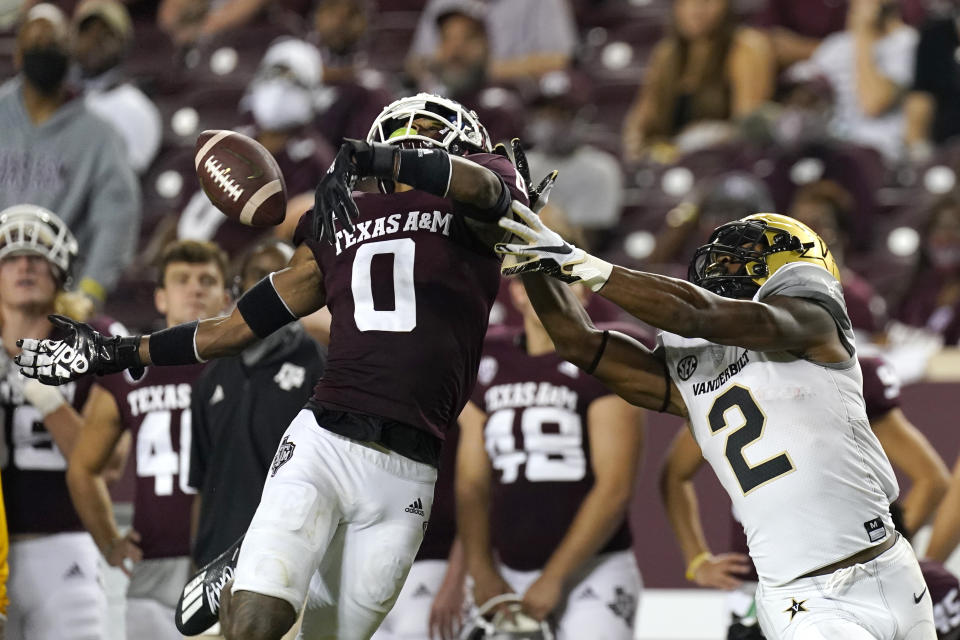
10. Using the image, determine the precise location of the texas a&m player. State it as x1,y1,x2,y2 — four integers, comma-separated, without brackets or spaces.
458,278,645,639
498,204,937,639
0,205,118,640
66,240,230,640
20,94,530,640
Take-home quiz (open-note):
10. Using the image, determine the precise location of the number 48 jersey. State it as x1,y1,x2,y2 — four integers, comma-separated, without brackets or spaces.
659,262,899,586
296,153,527,440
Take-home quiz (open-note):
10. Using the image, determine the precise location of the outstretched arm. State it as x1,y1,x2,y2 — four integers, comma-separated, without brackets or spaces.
924,456,960,563
17,245,325,385
520,272,685,416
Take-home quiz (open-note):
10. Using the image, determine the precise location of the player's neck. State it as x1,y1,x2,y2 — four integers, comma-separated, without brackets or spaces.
523,317,555,356
21,80,66,125
1,306,53,355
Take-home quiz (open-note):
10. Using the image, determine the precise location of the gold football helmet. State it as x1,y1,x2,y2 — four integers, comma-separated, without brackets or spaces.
688,212,840,299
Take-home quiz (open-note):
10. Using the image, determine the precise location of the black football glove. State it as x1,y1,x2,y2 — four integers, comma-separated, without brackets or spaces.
313,139,398,245
176,534,244,635
15,315,144,385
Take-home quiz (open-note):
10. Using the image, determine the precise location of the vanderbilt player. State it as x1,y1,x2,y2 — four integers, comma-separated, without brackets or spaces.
660,355,952,638
66,240,230,640
0,205,115,640
20,94,529,640
458,278,644,639
496,203,937,639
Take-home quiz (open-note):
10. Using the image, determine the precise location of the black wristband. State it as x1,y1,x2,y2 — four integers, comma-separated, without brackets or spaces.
585,330,609,375
237,274,298,339
149,321,202,366
106,334,144,372
352,140,398,179
396,148,452,197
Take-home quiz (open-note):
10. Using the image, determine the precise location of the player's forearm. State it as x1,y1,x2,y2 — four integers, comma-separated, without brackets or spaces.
66,465,121,554
520,273,604,369
540,484,632,584
447,157,504,211
660,477,712,564
39,405,81,458
924,460,960,562
902,478,950,536
135,313,257,365
456,486,498,580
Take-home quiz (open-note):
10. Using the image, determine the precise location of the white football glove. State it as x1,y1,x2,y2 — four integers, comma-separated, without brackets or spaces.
495,201,613,291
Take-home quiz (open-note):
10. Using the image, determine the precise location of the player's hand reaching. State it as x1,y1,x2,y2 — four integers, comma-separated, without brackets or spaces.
428,574,465,640
313,142,362,244
496,201,613,293
472,570,514,620
689,552,752,590
15,315,144,386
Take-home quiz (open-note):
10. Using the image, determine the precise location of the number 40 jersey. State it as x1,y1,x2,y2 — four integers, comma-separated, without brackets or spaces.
659,262,899,586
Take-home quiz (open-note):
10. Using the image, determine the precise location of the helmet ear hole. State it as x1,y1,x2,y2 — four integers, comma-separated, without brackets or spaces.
752,263,768,276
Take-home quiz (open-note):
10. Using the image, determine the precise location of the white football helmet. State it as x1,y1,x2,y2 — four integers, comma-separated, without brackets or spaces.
367,92,492,155
0,204,79,285
459,595,554,640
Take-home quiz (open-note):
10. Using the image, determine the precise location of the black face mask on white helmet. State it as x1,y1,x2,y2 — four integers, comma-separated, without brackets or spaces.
459,595,554,640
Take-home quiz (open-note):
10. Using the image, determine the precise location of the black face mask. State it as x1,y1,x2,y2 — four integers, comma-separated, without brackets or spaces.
22,46,69,94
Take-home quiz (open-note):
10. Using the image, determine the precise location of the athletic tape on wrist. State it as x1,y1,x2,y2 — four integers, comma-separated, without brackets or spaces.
570,254,613,292
22,378,65,417
237,273,298,339
396,148,452,197
149,321,203,366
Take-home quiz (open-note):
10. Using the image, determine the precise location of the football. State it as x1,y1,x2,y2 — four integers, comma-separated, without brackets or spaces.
194,129,288,227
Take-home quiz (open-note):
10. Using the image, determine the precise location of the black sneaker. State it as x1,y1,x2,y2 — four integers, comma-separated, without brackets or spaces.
176,535,243,635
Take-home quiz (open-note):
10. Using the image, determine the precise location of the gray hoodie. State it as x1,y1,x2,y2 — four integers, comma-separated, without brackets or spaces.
0,77,141,294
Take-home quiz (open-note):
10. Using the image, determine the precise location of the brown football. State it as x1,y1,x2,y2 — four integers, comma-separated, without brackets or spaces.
194,129,288,227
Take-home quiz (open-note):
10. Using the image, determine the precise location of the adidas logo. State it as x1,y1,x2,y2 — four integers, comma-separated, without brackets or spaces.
405,498,425,516
64,562,84,580
577,586,598,600
413,583,432,598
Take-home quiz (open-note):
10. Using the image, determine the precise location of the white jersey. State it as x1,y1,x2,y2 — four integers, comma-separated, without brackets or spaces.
659,263,898,586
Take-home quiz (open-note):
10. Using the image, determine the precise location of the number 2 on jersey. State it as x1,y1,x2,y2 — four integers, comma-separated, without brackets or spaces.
708,385,794,495
352,239,417,332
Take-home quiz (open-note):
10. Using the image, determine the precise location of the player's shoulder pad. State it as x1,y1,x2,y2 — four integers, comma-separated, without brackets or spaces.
756,262,851,328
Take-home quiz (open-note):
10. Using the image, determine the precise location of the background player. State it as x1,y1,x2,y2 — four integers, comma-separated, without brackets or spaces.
0,204,119,640
20,94,530,640
66,240,230,640
660,355,951,637
458,277,644,638
495,202,937,639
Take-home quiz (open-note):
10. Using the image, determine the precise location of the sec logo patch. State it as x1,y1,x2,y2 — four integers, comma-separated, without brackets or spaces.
677,355,698,381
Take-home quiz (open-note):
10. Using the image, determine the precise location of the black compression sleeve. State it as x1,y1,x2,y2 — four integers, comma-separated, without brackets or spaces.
149,321,202,365
396,148,452,197
236,273,298,339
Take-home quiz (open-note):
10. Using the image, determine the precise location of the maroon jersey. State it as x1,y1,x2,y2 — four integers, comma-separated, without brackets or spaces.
923,560,960,640
98,363,205,559
470,327,635,571
296,152,527,440
1,318,121,535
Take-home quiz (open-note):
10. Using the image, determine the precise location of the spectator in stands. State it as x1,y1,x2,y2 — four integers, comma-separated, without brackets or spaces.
926,455,960,564
158,0,272,47
525,71,622,242
407,0,578,84
789,180,887,337
904,6,960,162
73,0,161,175
895,193,960,345
622,0,774,164
796,0,917,164
0,3,141,304
760,0,927,68
189,240,325,638
418,2,524,144
173,38,334,260
311,0,393,146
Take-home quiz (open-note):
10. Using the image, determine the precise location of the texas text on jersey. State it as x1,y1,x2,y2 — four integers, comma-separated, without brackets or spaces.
97,363,205,559
294,152,529,449
470,325,638,571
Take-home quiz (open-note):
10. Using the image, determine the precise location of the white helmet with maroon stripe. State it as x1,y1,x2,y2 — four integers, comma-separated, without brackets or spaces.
367,93,492,155
0,204,79,285
459,595,554,640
